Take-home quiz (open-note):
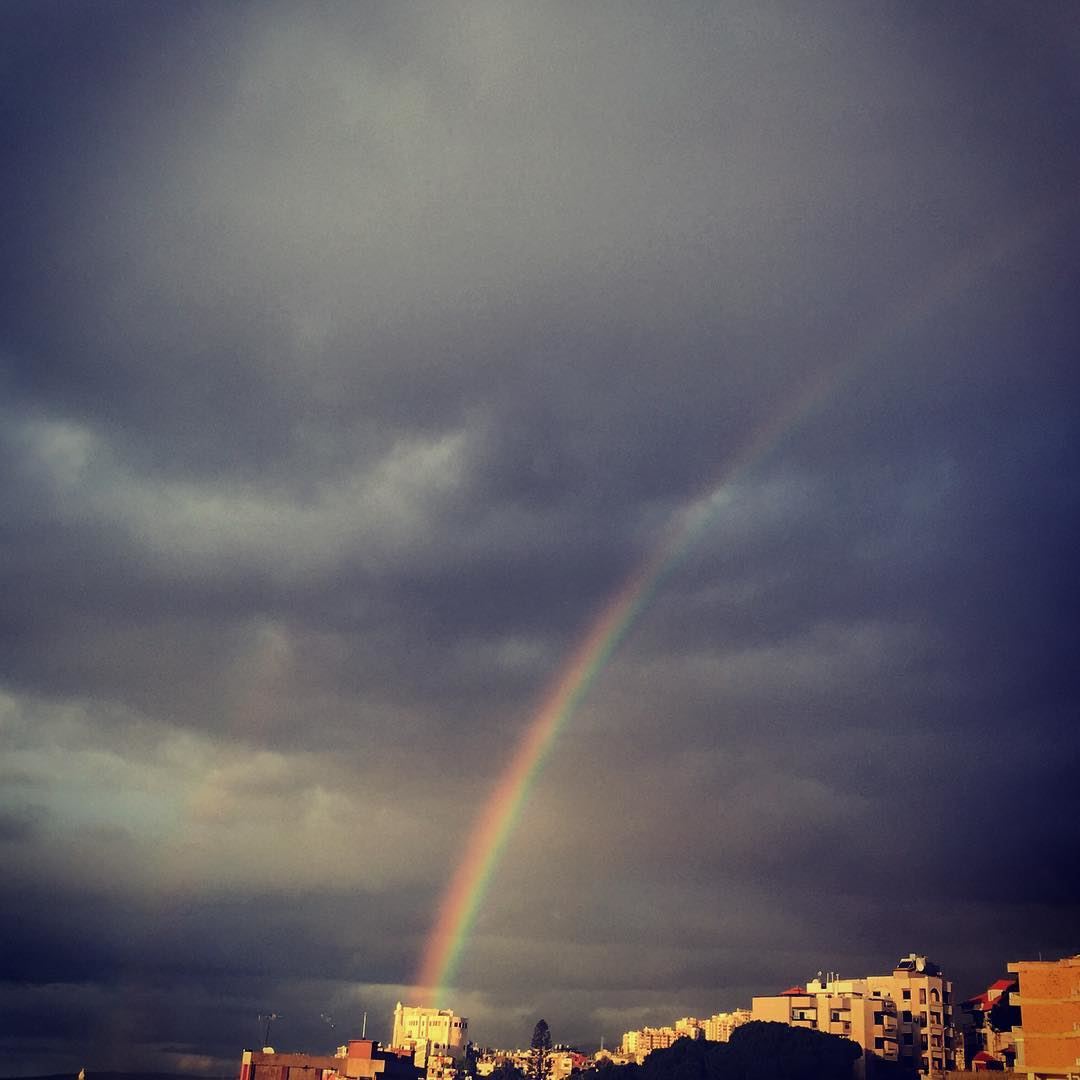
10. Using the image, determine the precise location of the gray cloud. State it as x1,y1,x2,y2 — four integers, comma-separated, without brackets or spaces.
1,0,1079,1070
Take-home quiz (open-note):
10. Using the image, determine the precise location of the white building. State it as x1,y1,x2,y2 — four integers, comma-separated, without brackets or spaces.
390,1003,468,1071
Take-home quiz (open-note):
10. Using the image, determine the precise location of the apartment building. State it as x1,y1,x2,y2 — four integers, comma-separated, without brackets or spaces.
620,1026,681,1062
753,953,955,1076
752,984,899,1069
1007,954,1080,1080
674,1017,705,1040
703,1010,751,1043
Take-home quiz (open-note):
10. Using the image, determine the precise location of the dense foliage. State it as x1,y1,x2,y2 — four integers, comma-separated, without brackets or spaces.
531,1020,553,1080
593,1024,863,1080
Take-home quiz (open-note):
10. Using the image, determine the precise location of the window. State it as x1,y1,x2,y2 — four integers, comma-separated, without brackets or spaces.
930,1012,941,1025
902,990,911,1001
903,1035,913,1046
930,988,940,1003
831,1012,841,1022
902,1011,912,1023
875,1038,884,1050
919,989,927,1005
920,1036,928,1050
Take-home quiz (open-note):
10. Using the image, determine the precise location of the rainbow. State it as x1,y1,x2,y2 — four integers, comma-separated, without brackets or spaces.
409,196,1075,1006
410,369,838,1004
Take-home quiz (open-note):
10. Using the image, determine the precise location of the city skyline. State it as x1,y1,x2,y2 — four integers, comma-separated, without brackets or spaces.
2,1,1079,1073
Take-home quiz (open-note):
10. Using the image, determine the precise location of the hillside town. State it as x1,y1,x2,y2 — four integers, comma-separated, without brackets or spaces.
238,952,1079,1080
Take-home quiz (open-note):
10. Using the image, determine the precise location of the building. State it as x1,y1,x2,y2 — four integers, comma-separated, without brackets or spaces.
240,1039,422,1080
752,954,956,1076
961,977,1019,1070
703,1010,751,1043
752,983,898,1074
1007,954,1080,1080
389,1004,469,1078
858,954,956,1074
548,1050,588,1080
619,1026,680,1063
674,1017,705,1040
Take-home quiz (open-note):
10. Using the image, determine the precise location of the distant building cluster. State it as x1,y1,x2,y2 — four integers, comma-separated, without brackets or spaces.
609,1011,751,1064
236,952,1080,1080
476,1047,587,1079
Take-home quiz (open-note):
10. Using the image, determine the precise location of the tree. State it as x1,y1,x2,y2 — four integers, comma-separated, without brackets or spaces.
531,1019,553,1080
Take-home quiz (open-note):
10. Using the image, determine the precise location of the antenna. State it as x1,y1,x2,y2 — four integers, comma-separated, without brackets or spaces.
363,1011,368,1038
258,1013,282,1047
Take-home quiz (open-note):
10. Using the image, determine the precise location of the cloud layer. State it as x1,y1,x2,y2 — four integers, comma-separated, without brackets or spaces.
2,1,1079,1071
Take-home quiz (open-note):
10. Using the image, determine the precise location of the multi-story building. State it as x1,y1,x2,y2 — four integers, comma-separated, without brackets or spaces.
752,954,955,1077
703,1010,751,1043
620,1026,680,1062
390,1004,468,1074
1008,954,1080,1080
826,954,955,1074
674,1017,705,1040
752,983,899,1073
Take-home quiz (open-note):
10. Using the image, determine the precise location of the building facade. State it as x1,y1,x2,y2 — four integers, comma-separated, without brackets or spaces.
390,1004,469,1076
752,984,899,1071
703,1010,751,1043
752,954,955,1076
1008,954,1080,1080
619,1026,681,1062
240,1039,421,1080
856,953,956,1074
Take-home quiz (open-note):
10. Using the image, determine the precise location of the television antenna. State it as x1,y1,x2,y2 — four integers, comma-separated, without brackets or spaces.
258,1013,282,1047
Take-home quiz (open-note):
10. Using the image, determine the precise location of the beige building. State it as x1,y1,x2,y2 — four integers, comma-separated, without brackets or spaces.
1008,954,1080,1080
753,954,955,1076
620,1026,681,1062
860,954,955,1074
752,985,899,1071
703,1010,751,1043
674,1017,704,1040
390,1004,468,1072
824,954,956,1074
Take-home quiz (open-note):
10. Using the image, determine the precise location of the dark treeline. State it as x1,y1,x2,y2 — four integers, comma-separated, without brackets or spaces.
586,1023,919,1080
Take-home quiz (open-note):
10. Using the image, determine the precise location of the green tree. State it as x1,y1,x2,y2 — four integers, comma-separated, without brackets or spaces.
531,1019,553,1080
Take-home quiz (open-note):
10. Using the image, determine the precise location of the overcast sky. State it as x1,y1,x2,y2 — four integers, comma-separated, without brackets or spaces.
2,1,1079,1073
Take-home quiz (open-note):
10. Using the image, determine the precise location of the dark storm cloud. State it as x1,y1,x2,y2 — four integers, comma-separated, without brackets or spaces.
2,0,1079,1070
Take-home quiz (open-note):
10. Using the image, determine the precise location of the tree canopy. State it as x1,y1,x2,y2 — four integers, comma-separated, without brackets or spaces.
530,1019,553,1080
586,1023,863,1080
